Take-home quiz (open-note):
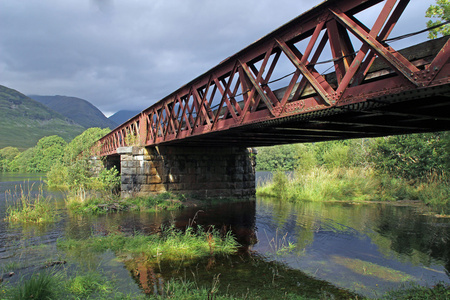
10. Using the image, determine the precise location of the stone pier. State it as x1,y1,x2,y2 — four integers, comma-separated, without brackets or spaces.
114,146,256,198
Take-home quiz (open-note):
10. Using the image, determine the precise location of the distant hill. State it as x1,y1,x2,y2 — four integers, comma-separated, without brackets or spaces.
29,95,118,130
0,85,85,150
108,110,141,125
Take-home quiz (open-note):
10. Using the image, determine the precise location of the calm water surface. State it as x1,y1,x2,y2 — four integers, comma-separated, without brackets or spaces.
1,172,449,298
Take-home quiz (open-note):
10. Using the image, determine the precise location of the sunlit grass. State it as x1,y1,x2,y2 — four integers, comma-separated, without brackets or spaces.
4,183,59,224
256,167,450,214
57,225,239,264
257,167,380,202
0,270,146,300
66,192,184,215
0,270,244,300
66,271,113,297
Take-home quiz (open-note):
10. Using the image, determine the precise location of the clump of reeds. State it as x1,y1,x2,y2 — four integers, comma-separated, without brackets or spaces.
57,224,239,263
66,192,184,215
5,183,58,224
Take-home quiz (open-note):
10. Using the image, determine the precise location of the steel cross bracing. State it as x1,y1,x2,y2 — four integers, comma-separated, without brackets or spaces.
99,0,450,156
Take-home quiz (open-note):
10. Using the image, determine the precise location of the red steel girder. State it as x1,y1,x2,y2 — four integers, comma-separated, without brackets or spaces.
98,0,450,156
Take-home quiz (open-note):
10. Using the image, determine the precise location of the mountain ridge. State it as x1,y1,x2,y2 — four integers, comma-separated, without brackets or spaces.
0,85,86,149
108,110,141,126
29,95,118,129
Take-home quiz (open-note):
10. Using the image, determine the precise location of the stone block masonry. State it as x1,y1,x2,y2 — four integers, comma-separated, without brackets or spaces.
116,145,256,199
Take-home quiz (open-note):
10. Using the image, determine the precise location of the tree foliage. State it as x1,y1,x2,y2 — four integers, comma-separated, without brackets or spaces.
8,136,67,173
63,127,110,164
256,139,371,172
426,0,450,39
0,146,20,171
370,132,449,182
46,128,119,196
1,127,119,197
256,144,301,171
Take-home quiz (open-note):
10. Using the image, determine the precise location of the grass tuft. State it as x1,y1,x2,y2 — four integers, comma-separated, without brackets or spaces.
8,271,58,300
57,225,239,264
5,183,59,224
67,271,113,297
66,192,184,215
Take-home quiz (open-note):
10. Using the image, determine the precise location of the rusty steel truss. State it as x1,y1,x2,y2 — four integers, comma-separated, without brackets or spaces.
99,0,450,156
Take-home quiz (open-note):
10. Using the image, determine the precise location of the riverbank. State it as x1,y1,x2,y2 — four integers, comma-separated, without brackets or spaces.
2,173,450,298
256,167,450,215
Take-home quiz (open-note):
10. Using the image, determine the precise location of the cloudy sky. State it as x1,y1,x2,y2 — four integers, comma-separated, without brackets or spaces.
0,0,437,116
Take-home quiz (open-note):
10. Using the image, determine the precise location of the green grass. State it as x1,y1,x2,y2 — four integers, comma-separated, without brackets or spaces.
66,271,113,297
256,167,450,214
57,225,239,264
4,184,59,224
0,270,243,300
383,282,450,299
257,167,381,202
66,192,184,215
0,270,146,300
4,271,59,300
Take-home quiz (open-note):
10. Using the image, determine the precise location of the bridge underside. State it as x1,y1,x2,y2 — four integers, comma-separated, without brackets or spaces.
98,0,450,198
166,84,450,147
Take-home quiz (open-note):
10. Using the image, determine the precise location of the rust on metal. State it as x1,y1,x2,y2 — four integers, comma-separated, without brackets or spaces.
99,0,450,155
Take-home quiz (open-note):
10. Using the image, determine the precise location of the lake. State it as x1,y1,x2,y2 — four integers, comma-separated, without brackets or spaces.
1,172,449,298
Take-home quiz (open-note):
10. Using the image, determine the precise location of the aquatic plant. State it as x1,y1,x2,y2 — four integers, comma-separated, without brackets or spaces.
5,183,59,224
57,225,239,264
67,192,184,215
265,229,297,257
332,256,413,283
162,279,239,299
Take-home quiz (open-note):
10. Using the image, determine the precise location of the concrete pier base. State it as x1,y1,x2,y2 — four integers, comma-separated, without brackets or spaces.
115,146,256,198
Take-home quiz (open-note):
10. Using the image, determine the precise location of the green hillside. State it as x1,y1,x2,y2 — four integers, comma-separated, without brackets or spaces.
29,95,118,129
0,85,86,150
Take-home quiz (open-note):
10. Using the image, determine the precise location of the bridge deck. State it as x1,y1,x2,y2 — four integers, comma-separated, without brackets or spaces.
99,0,450,155
164,37,450,147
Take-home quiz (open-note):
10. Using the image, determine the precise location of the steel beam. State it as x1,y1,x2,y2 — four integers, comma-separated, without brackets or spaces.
99,0,450,156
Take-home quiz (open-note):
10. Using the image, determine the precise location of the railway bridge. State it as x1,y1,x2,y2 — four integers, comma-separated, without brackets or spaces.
98,0,450,198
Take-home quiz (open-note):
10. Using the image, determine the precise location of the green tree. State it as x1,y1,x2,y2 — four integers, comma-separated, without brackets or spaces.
256,144,301,171
0,146,20,171
369,132,449,181
9,136,66,173
426,0,450,39
34,135,67,172
47,128,119,196
63,127,110,164
9,147,38,172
